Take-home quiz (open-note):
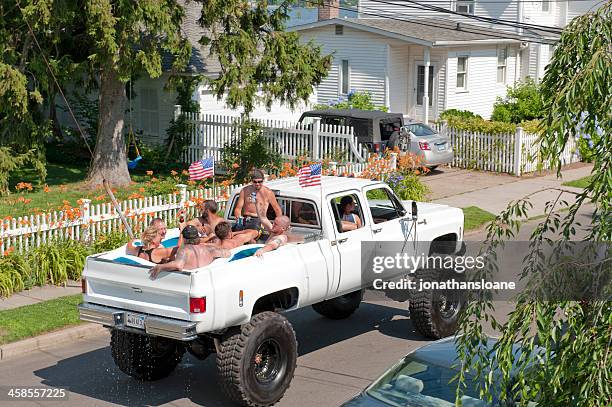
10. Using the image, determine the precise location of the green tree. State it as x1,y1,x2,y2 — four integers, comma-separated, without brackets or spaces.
314,90,388,111
456,4,611,406
199,0,332,114
491,78,543,123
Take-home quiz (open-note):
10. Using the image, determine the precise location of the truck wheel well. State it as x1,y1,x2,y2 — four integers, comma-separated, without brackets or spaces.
429,233,458,255
253,288,299,315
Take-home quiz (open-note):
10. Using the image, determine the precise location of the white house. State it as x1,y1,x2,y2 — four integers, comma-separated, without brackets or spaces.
289,0,602,121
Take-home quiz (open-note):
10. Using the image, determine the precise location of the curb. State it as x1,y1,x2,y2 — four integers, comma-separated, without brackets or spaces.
0,323,106,361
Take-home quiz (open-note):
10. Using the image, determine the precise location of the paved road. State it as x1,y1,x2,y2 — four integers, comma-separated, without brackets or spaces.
0,207,593,407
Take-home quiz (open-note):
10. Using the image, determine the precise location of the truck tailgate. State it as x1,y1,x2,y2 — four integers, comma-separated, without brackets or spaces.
83,257,192,320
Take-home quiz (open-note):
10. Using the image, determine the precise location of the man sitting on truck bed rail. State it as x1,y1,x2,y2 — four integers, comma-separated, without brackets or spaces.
255,216,303,258
148,226,231,279
214,222,261,250
233,169,282,233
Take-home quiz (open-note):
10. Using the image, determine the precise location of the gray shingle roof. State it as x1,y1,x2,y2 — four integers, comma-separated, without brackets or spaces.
289,17,557,45
162,1,221,76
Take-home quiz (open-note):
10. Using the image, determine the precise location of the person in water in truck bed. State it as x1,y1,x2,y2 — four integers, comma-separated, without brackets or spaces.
148,225,230,279
254,216,304,258
233,169,282,234
213,221,260,250
126,218,177,264
178,199,225,239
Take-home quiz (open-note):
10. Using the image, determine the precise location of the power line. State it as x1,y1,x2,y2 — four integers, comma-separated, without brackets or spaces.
328,3,556,43
365,0,563,33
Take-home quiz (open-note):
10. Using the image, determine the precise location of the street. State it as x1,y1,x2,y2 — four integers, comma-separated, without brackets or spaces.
0,207,594,407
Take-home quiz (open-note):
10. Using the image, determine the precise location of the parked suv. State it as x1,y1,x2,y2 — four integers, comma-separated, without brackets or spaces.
298,109,404,152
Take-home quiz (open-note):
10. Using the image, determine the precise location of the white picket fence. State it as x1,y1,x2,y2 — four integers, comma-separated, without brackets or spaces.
437,124,580,175
181,111,371,166
0,184,244,256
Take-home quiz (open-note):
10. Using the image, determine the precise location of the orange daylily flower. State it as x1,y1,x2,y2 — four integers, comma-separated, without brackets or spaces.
146,170,153,176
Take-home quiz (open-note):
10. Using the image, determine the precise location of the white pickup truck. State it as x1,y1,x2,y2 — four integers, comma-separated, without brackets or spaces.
78,176,465,406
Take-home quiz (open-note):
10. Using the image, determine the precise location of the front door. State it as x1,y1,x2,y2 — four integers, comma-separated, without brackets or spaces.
413,63,436,122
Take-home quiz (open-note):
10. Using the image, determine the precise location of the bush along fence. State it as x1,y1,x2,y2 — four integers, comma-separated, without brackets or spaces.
179,107,371,166
436,123,580,176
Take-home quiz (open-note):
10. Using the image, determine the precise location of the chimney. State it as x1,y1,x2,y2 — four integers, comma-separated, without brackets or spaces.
318,0,340,21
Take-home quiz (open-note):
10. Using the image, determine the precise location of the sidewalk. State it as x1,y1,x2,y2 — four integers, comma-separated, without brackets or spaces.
427,163,592,218
0,281,81,310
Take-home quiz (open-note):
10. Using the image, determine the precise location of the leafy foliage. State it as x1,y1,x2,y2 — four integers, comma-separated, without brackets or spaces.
455,4,612,406
385,172,429,201
200,0,332,114
314,90,388,111
222,119,281,182
491,78,544,123
439,109,482,120
164,76,202,164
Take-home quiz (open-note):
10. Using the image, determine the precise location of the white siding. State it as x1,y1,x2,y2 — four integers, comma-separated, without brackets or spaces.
445,46,517,119
388,45,409,113
359,0,519,32
134,75,176,145
299,26,394,107
522,0,556,28
566,0,603,24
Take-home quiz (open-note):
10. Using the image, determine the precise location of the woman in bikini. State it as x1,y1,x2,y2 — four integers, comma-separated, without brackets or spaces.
126,218,177,264
340,196,362,232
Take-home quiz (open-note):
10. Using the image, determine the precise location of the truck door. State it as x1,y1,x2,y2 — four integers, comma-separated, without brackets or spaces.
327,191,372,296
362,185,408,241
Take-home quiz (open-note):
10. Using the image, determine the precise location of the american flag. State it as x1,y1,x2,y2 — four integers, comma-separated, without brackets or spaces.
189,156,214,180
298,163,322,187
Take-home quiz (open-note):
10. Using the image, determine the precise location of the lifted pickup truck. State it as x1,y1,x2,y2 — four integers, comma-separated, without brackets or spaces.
78,176,464,406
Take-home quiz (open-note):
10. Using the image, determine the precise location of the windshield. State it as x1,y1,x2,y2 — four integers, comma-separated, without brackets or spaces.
405,123,437,137
365,356,489,407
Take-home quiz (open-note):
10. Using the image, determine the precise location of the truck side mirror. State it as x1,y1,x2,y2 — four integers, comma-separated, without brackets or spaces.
412,201,418,221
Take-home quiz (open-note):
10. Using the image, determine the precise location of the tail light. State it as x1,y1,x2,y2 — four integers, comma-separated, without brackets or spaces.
374,143,380,152
418,141,431,150
190,297,206,313
81,278,87,294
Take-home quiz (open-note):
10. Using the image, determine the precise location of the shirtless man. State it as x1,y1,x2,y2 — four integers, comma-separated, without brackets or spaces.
214,221,260,250
233,169,283,232
149,225,230,279
178,200,224,238
255,216,303,257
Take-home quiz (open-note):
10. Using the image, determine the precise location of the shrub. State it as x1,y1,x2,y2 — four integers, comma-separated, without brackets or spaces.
91,231,129,254
315,90,388,112
439,109,482,120
385,172,429,201
491,78,543,123
222,119,281,182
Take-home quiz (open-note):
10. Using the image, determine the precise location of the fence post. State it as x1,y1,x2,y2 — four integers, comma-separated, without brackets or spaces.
312,117,321,160
174,104,182,120
80,198,92,242
176,184,187,209
514,127,524,176
329,161,337,175
389,152,398,171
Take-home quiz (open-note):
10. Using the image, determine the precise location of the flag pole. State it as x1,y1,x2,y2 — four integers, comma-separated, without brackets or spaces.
212,159,216,200
319,159,324,226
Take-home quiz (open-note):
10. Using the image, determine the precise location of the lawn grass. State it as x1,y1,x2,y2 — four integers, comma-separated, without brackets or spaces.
1,163,210,218
562,176,592,189
463,206,497,232
0,294,83,345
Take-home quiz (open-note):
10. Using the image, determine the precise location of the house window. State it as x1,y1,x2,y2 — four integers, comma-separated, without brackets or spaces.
140,88,159,136
340,59,350,94
497,47,507,83
335,24,343,35
456,56,468,90
542,0,550,12
456,0,474,15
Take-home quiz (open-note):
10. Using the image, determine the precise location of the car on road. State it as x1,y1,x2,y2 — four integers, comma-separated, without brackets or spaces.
78,177,465,407
340,336,535,407
396,122,454,170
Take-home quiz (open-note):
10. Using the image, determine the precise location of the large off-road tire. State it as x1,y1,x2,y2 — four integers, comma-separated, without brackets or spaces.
409,269,465,339
217,312,297,407
312,290,363,319
110,329,185,381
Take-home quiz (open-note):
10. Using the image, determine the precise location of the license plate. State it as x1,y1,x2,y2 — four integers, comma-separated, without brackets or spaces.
437,144,446,151
125,313,145,329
